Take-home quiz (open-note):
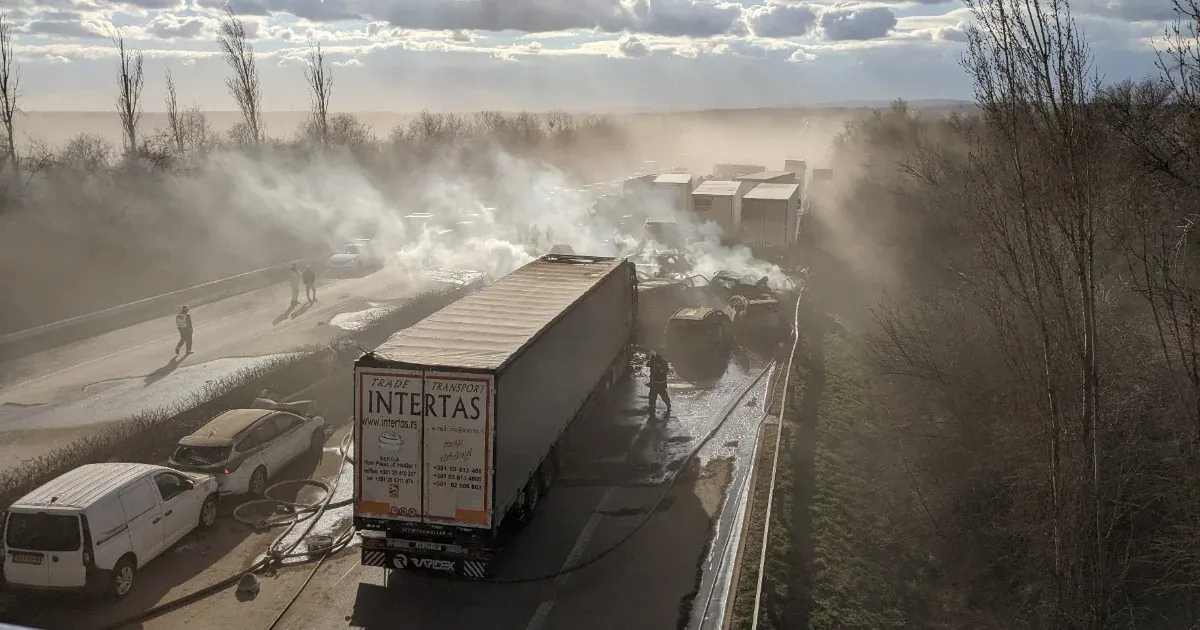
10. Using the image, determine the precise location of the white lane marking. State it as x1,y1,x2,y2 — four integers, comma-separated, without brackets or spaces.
525,408,663,630
0,276,371,395
525,487,616,630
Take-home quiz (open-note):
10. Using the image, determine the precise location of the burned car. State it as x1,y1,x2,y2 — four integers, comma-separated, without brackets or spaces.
664,306,734,364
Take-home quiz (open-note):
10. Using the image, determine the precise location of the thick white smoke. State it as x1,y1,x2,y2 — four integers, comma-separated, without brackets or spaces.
178,143,790,287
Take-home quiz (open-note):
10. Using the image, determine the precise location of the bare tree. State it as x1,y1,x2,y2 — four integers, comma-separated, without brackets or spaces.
960,0,1112,621
112,34,145,158
216,7,263,146
304,42,332,146
164,68,185,157
0,13,20,171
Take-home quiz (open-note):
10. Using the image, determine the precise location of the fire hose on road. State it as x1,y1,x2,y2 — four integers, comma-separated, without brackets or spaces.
103,348,785,628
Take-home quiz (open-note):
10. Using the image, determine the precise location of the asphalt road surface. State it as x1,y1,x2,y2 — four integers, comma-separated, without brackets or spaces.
0,264,481,473
0,351,773,630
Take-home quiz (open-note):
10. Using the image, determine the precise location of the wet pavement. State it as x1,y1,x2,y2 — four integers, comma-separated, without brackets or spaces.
0,348,776,630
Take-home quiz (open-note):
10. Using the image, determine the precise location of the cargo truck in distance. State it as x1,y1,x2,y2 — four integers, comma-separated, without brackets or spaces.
353,254,638,579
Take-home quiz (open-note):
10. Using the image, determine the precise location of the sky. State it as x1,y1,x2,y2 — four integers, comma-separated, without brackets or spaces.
3,0,1179,112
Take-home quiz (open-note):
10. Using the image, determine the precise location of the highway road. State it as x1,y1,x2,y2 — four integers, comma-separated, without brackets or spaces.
0,351,773,630
0,264,482,473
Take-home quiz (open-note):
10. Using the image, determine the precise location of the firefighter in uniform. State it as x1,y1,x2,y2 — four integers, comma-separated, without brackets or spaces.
174,305,193,355
647,351,671,417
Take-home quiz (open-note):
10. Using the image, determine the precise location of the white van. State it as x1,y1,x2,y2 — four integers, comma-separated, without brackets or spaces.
3,463,219,598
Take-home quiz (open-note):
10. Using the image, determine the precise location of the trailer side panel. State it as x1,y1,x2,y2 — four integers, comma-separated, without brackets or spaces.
493,264,635,516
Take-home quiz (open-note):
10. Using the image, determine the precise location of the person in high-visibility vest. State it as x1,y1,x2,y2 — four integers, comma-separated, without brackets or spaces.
647,350,671,417
174,305,193,355
288,263,301,306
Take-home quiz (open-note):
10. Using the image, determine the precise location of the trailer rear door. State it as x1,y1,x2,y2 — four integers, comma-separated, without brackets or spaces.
421,372,493,529
355,367,494,530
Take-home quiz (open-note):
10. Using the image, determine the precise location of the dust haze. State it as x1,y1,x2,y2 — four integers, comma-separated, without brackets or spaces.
0,107,866,334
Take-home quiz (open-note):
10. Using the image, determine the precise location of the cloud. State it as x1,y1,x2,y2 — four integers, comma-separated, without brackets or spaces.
184,0,750,37
332,57,364,66
788,46,815,62
144,13,213,40
22,13,109,39
819,5,897,41
747,1,818,38
933,22,967,43
193,0,361,21
1074,0,1178,22
618,32,649,57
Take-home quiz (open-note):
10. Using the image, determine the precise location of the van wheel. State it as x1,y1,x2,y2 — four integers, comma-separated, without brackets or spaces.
110,556,136,599
199,495,219,529
248,467,269,497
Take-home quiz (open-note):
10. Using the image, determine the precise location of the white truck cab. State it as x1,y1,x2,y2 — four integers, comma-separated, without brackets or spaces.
3,463,219,598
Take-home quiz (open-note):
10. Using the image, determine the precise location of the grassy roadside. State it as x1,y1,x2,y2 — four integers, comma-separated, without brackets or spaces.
728,307,908,629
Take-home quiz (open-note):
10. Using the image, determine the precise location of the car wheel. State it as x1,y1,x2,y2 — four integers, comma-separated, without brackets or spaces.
110,556,137,599
199,495,219,529
248,467,269,497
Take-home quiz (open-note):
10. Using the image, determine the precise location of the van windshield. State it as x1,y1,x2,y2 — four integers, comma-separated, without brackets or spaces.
5,513,81,552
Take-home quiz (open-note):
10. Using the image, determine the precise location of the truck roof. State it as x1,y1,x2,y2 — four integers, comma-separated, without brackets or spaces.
744,183,801,200
370,255,628,371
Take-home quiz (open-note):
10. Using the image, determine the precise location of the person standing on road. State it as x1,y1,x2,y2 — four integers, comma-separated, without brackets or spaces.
174,305,193,355
288,263,302,306
647,350,671,417
303,265,317,303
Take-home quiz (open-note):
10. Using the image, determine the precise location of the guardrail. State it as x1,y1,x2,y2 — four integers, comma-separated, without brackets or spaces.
0,252,332,362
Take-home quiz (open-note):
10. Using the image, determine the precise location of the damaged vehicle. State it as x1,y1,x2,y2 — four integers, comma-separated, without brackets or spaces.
664,306,734,364
326,240,386,276
168,407,326,497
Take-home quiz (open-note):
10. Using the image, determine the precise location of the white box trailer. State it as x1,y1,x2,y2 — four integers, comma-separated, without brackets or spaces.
353,254,638,578
741,183,801,252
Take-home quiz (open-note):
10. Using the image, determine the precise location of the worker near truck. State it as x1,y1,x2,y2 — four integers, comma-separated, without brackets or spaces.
174,305,193,355
647,351,671,417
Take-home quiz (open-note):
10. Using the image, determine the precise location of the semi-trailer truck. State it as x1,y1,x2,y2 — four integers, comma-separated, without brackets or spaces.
353,254,638,578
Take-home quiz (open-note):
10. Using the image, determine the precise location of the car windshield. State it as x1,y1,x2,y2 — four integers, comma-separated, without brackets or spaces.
172,444,232,466
5,512,81,551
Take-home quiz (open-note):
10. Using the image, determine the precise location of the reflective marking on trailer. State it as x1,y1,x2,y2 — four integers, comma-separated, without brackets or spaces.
362,550,389,567
461,561,487,579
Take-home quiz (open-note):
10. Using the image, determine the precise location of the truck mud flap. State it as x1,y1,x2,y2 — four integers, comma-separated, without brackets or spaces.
361,549,490,579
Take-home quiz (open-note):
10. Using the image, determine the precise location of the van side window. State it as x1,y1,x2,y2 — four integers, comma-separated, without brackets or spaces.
154,473,189,502
119,479,158,521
